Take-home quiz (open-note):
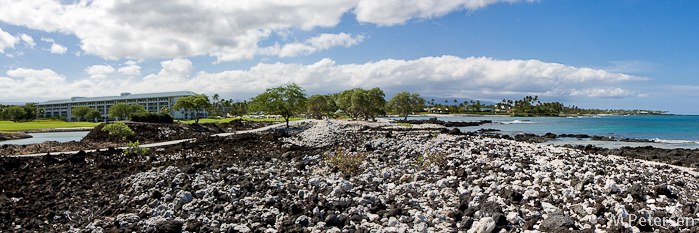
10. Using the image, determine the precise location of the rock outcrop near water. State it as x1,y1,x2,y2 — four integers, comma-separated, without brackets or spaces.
569,144,699,169
0,132,31,141
396,117,492,127
0,120,277,156
1,120,698,232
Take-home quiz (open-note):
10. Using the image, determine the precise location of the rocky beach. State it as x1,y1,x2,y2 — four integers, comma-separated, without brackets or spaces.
1,119,699,232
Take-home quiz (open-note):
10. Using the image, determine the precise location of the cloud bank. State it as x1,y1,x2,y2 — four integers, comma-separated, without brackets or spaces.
0,0,534,62
0,56,646,101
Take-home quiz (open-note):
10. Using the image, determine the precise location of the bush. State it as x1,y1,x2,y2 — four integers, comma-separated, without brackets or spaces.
130,112,173,123
102,121,135,140
125,140,150,156
416,152,446,167
325,147,366,174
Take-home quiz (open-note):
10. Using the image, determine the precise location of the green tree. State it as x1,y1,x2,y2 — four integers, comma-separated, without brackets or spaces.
173,96,195,120
323,95,338,118
85,109,103,121
22,103,37,121
336,89,360,119
173,94,210,123
108,103,132,120
364,87,386,121
5,106,26,122
130,104,147,115
249,83,307,128
307,94,337,119
229,100,248,117
101,121,134,141
36,107,45,120
349,87,385,121
190,95,210,123
335,87,385,121
388,92,426,121
210,94,222,117
159,106,171,115
71,106,93,122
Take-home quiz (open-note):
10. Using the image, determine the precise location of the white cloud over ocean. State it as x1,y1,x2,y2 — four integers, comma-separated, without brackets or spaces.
0,56,647,101
0,0,534,62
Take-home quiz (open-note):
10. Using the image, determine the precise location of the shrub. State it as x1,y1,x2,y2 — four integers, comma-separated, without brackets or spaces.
130,112,173,123
102,121,135,140
125,140,150,156
325,147,366,174
417,152,446,167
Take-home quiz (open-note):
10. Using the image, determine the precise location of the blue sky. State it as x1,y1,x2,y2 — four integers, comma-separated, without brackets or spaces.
1,0,698,114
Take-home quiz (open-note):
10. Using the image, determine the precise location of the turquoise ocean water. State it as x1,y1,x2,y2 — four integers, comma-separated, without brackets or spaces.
392,115,699,149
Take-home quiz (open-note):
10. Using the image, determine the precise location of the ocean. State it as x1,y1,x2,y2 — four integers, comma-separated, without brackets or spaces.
392,115,699,149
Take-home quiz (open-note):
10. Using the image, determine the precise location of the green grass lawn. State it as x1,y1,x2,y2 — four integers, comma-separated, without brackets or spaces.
0,117,303,133
0,120,100,132
176,117,303,124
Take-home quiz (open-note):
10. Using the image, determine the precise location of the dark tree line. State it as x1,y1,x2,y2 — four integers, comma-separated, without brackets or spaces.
0,103,40,122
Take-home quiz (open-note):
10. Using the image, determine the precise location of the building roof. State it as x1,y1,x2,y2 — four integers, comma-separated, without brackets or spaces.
37,91,198,106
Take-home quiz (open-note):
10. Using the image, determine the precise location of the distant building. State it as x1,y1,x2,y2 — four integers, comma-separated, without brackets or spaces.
36,91,200,121
479,108,495,113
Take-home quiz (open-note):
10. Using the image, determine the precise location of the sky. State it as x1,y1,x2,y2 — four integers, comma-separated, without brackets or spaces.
0,0,698,114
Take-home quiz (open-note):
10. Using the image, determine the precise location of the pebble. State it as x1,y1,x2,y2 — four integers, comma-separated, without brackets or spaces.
63,120,699,232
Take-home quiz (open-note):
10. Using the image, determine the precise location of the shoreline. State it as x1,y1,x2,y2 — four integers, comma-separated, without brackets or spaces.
389,113,682,118
18,127,95,133
1,119,698,232
390,115,699,150
0,127,95,142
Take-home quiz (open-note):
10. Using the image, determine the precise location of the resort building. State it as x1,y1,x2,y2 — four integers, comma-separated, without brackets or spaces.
36,91,201,121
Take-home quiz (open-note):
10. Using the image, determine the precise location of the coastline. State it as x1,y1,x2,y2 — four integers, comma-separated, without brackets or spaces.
391,113,680,118
1,119,698,232
389,114,699,150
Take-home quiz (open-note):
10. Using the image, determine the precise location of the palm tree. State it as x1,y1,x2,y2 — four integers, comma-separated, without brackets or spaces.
211,94,220,117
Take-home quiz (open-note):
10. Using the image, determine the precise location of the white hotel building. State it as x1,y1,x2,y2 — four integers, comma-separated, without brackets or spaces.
36,91,199,121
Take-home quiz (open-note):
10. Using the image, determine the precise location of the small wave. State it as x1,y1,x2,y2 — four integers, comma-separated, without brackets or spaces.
651,138,698,144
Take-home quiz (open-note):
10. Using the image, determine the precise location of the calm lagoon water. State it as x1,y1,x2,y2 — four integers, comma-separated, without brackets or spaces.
391,115,699,149
0,131,90,145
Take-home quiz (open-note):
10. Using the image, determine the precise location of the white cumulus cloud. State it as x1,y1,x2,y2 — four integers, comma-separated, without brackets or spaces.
142,58,194,84
41,37,67,54
0,56,649,102
118,61,141,76
263,33,365,58
354,0,536,26
85,64,115,79
570,87,638,98
49,43,67,54
0,0,533,61
0,26,18,53
1,68,68,97
19,33,35,48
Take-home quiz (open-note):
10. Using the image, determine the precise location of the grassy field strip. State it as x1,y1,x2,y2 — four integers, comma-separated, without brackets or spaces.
0,120,100,131
0,117,301,132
